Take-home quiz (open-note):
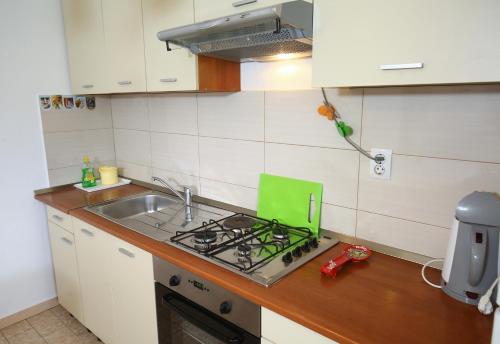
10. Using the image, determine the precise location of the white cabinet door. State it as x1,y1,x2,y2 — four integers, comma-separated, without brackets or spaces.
194,0,301,22
47,222,84,323
62,0,108,94
102,0,147,93
312,0,500,87
109,237,158,344
143,0,198,91
261,308,338,344
74,218,115,344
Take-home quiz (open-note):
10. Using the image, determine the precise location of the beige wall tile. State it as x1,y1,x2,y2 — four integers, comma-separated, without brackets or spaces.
198,92,264,141
148,94,198,135
358,154,500,228
117,160,151,183
320,204,357,236
111,94,149,130
265,143,359,208
151,132,199,176
49,159,116,186
362,85,500,163
199,137,264,188
42,96,112,133
357,211,450,258
151,168,200,194
44,129,115,169
200,178,258,210
114,129,151,166
265,88,363,148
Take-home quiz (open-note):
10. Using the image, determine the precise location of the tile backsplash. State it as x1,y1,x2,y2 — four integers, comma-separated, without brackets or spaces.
40,85,500,259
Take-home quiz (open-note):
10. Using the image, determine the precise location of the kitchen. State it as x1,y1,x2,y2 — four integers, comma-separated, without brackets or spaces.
1,0,500,343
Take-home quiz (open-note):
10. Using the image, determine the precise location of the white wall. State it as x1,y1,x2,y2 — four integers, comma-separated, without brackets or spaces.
0,0,70,318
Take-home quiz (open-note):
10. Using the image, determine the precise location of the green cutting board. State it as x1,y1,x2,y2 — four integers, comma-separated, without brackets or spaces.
257,174,323,236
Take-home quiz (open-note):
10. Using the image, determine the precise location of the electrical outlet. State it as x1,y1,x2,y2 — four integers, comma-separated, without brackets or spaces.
369,149,392,179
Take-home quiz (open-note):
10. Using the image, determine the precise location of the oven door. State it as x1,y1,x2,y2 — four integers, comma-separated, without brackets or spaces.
156,283,260,344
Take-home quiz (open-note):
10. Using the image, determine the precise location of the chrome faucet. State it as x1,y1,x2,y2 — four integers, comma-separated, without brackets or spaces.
151,176,193,222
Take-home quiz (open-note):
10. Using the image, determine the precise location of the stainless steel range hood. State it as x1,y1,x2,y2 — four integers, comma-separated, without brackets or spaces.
157,0,313,62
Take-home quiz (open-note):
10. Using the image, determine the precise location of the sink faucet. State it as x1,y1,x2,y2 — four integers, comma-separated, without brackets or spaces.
151,176,193,222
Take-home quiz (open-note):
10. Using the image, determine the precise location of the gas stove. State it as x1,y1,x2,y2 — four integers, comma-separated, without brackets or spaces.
170,213,338,286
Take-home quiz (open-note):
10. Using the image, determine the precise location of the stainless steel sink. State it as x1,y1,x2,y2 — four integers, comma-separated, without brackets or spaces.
86,191,232,241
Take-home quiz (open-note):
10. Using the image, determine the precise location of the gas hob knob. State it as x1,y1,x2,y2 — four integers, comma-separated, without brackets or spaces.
169,275,181,287
301,241,310,252
219,301,232,314
282,252,293,264
292,247,302,258
310,237,319,248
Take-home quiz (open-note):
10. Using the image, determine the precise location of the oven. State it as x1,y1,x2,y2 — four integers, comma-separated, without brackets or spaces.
154,256,261,344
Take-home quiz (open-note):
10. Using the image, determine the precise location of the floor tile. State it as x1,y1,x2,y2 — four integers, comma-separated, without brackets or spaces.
6,329,45,344
44,326,78,344
50,307,87,337
27,310,65,337
0,333,8,344
1,320,32,340
50,306,69,319
74,332,100,344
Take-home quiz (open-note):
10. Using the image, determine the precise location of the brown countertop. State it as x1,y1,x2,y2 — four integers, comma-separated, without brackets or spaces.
35,184,148,213
37,185,493,344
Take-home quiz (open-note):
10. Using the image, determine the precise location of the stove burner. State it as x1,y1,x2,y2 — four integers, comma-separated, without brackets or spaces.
223,216,257,230
237,244,252,257
194,231,217,244
272,227,289,241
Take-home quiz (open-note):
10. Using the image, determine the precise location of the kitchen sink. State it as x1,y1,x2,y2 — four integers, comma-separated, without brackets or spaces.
86,191,232,242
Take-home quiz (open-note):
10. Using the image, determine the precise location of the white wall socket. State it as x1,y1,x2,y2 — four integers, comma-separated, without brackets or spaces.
369,148,392,179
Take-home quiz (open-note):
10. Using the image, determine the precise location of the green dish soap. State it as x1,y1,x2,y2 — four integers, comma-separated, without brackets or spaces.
81,155,97,188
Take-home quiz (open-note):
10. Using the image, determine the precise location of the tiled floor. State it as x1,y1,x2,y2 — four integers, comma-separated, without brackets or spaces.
0,306,100,344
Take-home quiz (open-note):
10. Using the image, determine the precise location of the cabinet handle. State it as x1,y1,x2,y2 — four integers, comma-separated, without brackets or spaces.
233,0,257,7
118,247,135,258
80,228,94,237
52,215,63,222
61,237,73,245
379,63,424,70
117,80,132,85
160,78,178,83
82,84,94,89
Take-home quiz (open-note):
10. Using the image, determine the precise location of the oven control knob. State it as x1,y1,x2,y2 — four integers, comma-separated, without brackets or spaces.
301,242,310,252
310,237,319,248
282,252,293,264
169,275,181,287
292,247,302,258
219,301,232,314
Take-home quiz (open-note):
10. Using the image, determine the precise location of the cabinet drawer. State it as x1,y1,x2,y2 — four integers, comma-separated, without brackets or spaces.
262,308,338,344
47,206,72,232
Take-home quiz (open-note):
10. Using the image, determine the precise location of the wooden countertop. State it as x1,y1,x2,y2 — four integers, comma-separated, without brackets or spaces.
35,184,148,213
37,186,493,343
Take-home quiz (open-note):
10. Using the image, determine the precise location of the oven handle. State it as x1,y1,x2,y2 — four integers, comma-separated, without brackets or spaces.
162,293,244,344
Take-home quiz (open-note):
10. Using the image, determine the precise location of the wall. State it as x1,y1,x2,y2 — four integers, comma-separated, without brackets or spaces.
0,0,70,318
41,97,115,186
110,85,500,259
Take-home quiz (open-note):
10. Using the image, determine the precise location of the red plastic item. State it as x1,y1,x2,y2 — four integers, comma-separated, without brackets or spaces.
320,245,372,278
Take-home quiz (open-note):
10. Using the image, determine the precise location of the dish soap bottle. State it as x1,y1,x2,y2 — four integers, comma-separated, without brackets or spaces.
81,155,97,188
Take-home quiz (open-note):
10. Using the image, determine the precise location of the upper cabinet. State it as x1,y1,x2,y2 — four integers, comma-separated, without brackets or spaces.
142,0,198,91
102,0,147,93
62,0,108,94
312,0,500,87
194,0,298,22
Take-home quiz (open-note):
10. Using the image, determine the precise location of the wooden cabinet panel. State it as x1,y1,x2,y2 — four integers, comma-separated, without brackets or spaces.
312,0,500,87
47,222,83,323
102,0,147,93
262,308,338,344
109,237,158,344
62,0,108,94
74,218,115,344
142,0,198,91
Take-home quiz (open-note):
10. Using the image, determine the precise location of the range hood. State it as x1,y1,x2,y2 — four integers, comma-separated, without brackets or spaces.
157,0,313,62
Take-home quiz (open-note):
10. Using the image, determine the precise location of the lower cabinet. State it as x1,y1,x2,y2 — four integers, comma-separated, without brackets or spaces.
47,220,83,323
73,218,115,344
261,308,338,344
109,237,158,344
